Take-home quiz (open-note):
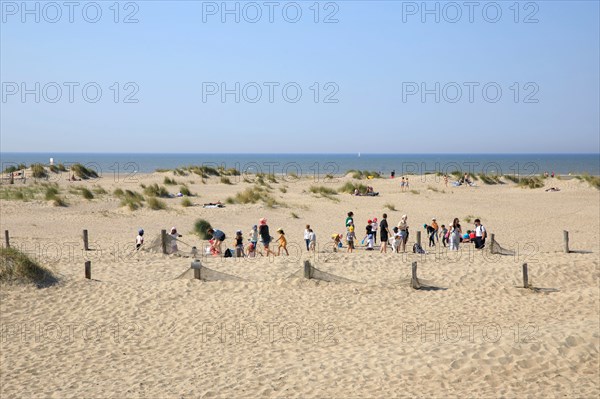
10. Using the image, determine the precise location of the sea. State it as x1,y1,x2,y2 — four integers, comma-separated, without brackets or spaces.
1,153,598,177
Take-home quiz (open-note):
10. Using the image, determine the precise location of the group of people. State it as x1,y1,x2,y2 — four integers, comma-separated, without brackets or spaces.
353,186,379,196
341,211,487,253
135,213,487,257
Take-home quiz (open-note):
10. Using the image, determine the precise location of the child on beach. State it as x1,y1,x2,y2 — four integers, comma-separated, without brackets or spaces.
392,226,401,253
346,226,356,253
235,230,245,257
304,224,311,251
277,228,289,256
249,225,259,254
136,229,144,250
440,225,448,247
371,218,378,244
169,227,182,254
332,233,342,252
247,243,256,258
308,229,316,252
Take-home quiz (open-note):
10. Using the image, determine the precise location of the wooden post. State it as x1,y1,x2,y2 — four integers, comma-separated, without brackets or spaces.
522,263,529,288
192,260,202,280
411,261,420,289
85,261,91,279
304,260,312,279
563,230,569,253
161,229,167,254
490,233,495,254
83,229,89,251
4,230,9,248
416,231,421,247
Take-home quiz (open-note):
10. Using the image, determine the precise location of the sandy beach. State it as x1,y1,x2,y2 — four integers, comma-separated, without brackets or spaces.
1,171,599,398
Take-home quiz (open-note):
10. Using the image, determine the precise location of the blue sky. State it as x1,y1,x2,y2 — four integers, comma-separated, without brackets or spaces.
1,0,599,153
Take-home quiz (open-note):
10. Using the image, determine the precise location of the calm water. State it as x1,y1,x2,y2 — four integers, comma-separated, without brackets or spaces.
1,153,598,176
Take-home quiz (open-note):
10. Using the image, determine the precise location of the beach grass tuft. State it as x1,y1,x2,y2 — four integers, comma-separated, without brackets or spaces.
0,247,59,286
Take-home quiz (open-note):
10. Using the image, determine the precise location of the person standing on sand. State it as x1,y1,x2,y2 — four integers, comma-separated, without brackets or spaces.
474,219,487,249
346,226,356,253
207,228,225,254
308,229,316,252
444,174,448,187
371,218,378,244
400,177,406,191
379,213,392,253
304,224,311,251
136,229,144,250
449,218,462,251
259,218,276,256
431,218,439,244
397,215,409,253
169,227,182,253
345,211,354,228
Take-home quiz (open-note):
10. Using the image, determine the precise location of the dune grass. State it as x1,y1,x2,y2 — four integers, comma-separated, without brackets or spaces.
384,203,396,211
179,185,193,196
346,170,381,179
143,183,170,198
477,174,502,185
226,186,283,207
164,177,177,185
147,197,167,210
0,247,59,286
338,182,368,194
31,163,48,179
92,186,107,195
71,163,99,179
181,198,193,207
116,189,145,210
220,176,233,185
194,219,213,239
291,212,300,219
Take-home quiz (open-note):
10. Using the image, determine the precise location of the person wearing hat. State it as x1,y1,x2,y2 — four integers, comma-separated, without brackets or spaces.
135,229,144,250
345,211,354,229
168,227,182,253
276,228,289,256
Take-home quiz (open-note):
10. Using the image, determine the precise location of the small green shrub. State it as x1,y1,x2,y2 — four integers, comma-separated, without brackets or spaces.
384,203,396,211
194,219,213,239
147,197,167,210
71,163,98,179
31,164,48,179
338,182,368,194
179,185,193,196
220,176,232,185
164,177,177,185
113,188,124,197
143,183,170,198
181,198,193,207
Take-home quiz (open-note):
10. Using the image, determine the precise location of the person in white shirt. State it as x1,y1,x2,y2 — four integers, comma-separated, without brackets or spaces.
308,229,316,252
474,219,487,249
135,229,144,250
371,218,378,244
169,227,182,254
304,224,311,252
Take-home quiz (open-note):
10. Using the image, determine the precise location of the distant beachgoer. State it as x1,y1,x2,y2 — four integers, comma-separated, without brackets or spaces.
308,229,316,252
397,215,409,253
379,213,392,253
207,228,226,254
247,242,256,258
405,177,409,189
248,224,258,249
345,212,354,228
392,226,401,253
440,224,448,247
449,218,462,251
136,229,144,250
431,218,439,241
444,175,448,187
400,177,406,191
391,170,395,179
304,224,311,251
346,226,356,253
371,218,378,244
235,230,245,257
474,219,486,249
169,227,182,253
332,233,342,252
276,228,289,256
364,220,374,250
259,218,276,256
551,171,555,178
425,223,436,247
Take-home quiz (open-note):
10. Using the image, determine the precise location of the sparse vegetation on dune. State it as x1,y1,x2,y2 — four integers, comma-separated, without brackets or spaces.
338,182,368,194
226,186,284,207
194,219,213,239
71,163,99,179
309,185,339,202
477,174,502,185
181,198,193,207
0,247,58,286
346,170,381,179
3,163,27,173
31,163,48,179
147,197,167,210
384,203,396,211
143,183,170,198
179,185,193,196
163,177,177,185
116,189,144,210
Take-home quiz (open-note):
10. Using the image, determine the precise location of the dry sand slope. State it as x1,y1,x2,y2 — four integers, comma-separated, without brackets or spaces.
1,172,599,398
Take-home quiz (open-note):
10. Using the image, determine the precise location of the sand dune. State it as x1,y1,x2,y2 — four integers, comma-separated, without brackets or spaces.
1,172,598,398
